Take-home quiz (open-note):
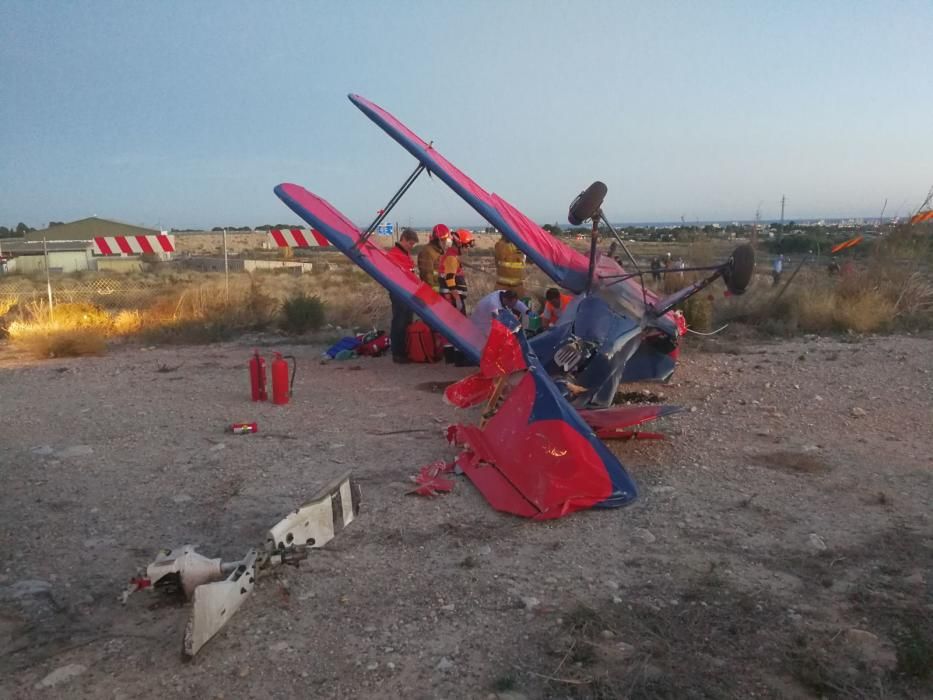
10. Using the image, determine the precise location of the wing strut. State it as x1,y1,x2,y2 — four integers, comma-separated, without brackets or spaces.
353,161,426,250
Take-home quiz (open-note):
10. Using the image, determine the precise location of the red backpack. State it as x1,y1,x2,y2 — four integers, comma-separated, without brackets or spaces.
406,321,441,363
356,330,391,357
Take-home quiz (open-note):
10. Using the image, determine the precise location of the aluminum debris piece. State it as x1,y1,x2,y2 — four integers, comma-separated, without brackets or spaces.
183,549,258,657
122,472,360,658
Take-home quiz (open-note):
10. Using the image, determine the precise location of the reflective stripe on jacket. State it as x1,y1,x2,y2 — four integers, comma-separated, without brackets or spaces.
438,249,467,298
494,238,525,287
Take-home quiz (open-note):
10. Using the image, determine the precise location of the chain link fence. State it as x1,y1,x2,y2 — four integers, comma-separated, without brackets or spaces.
0,277,159,311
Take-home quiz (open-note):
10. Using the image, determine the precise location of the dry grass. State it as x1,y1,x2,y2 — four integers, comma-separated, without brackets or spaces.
0,271,392,356
6,302,111,358
716,262,931,335
2,257,928,359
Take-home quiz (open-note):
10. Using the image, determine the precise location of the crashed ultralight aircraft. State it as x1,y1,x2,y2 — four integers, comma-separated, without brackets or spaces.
274,94,754,519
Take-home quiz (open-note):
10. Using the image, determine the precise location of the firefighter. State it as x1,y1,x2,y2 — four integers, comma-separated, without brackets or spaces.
439,228,474,314
386,228,419,363
417,224,451,291
494,233,526,297
541,287,574,329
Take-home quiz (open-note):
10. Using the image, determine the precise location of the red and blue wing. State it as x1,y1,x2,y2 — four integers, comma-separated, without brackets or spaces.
348,94,678,336
274,183,486,363
350,94,595,292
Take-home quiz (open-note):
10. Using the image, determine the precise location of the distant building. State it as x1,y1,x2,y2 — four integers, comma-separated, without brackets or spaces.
25,216,162,243
2,217,167,274
0,240,93,274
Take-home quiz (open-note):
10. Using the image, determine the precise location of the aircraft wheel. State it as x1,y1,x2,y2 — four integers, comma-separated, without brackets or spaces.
723,244,755,294
568,181,608,226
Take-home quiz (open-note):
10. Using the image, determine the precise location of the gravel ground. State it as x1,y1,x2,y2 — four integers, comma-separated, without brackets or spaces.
1,332,931,699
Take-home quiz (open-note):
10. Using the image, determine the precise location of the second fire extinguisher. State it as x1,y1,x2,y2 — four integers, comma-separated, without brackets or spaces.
249,350,267,402
271,352,296,405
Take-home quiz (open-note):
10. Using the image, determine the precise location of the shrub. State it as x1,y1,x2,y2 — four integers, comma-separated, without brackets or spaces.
14,327,108,358
281,293,326,334
682,294,713,332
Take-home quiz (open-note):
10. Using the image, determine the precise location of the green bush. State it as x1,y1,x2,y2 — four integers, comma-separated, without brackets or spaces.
682,294,713,332
281,293,326,334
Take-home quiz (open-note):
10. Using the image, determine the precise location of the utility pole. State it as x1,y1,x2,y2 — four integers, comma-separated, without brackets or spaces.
878,198,887,227
780,195,786,229
752,204,761,247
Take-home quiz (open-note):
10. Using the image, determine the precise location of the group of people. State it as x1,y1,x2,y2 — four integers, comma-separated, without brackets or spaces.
384,226,576,363
649,252,686,283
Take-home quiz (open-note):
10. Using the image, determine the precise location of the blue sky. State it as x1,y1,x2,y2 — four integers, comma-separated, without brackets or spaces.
1,1,930,230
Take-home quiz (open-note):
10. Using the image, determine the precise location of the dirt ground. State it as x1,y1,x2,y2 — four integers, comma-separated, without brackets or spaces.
1,331,931,699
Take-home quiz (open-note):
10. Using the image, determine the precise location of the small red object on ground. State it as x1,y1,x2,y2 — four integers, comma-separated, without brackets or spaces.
409,460,455,497
228,422,259,435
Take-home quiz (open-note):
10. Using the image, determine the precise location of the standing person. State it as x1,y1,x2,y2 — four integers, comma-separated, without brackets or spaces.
470,289,529,338
541,287,574,329
386,228,419,363
650,256,662,282
494,233,526,297
772,254,784,286
417,224,451,291
438,229,474,314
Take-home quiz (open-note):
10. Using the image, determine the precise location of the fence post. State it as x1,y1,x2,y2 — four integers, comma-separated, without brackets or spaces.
43,237,54,321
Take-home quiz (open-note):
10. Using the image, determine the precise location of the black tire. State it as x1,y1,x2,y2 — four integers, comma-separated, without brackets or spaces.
722,244,755,294
567,181,608,225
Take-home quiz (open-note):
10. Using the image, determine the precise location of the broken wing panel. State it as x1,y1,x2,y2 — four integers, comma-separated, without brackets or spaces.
450,313,639,519
275,183,486,363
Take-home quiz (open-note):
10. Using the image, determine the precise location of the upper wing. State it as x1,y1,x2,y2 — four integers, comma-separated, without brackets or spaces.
349,94,594,292
348,94,677,331
274,183,486,363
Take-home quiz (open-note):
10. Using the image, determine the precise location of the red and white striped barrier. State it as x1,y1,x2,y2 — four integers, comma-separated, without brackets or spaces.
268,228,331,248
93,235,175,256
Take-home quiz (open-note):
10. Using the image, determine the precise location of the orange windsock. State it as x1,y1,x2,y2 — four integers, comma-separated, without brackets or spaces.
831,235,863,255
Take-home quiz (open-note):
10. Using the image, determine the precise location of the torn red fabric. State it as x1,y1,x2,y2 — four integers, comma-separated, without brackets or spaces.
577,405,682,433
409,459,455,497
444,316,527,408
444,373,497,408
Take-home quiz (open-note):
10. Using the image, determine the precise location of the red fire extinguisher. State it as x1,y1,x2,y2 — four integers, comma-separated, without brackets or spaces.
249,350,267,402
271,352,296,405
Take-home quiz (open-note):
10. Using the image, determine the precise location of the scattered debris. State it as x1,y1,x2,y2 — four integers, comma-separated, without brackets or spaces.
34,664,87,689
122,472,361,657
808,533,828,552
409,460,455,497
56,445,94,458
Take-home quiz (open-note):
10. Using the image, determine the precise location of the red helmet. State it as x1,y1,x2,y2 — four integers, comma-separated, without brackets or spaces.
453,229,474,248
431,224,451,241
